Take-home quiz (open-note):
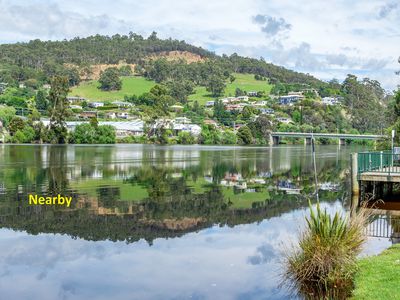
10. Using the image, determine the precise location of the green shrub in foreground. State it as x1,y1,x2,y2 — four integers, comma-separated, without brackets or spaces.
284,202,368,299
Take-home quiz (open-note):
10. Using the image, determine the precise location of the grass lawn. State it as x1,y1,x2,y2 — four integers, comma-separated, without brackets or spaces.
222,187,269,209
69,76,156,101
188,73,273,106
351,244,400,299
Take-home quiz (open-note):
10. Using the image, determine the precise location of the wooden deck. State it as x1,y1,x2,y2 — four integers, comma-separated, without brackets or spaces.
360,166,400,182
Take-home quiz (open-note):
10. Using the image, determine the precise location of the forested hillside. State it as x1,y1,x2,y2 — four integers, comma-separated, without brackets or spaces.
0,32,324,89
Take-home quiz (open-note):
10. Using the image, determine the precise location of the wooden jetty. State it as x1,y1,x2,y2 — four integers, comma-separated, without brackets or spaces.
351,151,400,205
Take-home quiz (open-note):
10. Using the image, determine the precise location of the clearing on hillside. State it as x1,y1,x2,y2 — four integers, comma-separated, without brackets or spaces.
188,73,273,105
69,76,156,101
69,73,272,103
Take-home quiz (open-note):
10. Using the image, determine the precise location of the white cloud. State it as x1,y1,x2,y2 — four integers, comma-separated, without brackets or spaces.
0,0,399,89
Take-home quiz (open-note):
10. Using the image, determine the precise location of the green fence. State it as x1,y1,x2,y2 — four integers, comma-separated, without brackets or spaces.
358,151,400,175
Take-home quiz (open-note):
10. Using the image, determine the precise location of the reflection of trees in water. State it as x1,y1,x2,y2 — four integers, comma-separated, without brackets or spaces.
47,146,69,195
0,189,320,245
97,187,120,208
0,146,351,243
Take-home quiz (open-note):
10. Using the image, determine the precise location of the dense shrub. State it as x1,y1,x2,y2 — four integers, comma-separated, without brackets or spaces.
284,202,369,298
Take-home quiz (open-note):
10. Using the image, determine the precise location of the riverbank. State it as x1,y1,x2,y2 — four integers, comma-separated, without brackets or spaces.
352,244,400,299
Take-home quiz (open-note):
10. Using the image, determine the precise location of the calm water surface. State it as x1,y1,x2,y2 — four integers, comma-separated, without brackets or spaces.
0,144,391,299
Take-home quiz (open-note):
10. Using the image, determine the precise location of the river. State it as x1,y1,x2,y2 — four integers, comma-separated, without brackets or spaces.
0,144,391,299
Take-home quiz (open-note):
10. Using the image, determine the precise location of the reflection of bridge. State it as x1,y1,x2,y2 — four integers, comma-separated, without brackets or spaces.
270,132,384,145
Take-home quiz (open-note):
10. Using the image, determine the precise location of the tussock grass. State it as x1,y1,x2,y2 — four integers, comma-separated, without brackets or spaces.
283,201,370,299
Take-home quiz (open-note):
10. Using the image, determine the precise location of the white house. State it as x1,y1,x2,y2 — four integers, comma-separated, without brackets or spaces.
88,102,104,108
322,97,340,105
276,117,292,124
117,112,129,119
112,101,132,108
174,117,192,124
259,108,274,114
106,112,117,119
41,120,144,137
172,123,202,136
279,95,303,105
205,101,215,107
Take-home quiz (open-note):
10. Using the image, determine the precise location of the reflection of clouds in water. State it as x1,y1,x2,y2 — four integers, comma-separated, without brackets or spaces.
247,243,277,265
237,286,289,300
2,236,107,270
0,201,369,300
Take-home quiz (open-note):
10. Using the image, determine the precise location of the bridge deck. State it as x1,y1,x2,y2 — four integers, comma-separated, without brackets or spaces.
360,166,400,182
271,132,384,140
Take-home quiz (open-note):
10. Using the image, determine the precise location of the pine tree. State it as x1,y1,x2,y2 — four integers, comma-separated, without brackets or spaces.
48,76,70,144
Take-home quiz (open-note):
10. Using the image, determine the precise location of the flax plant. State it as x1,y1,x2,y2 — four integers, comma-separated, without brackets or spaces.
284,201,370,299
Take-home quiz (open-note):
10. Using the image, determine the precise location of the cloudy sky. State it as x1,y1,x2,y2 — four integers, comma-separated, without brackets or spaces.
0,0,399,89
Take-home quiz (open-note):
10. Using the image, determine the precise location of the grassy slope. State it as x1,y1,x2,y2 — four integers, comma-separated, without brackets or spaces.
70,73,273,105
188,73,273,105
351,244,400,299
69,76,156,101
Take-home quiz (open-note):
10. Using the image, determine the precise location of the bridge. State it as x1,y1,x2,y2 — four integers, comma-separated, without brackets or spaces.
270,132,385,145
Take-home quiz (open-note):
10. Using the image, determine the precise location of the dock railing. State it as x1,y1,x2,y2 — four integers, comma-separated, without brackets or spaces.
357,151,400,175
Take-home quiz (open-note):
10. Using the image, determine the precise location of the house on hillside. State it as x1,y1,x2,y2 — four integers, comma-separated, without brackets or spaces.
79,111,97,119
259,108,274,114
205,101,215,107
172,123,202,136
67,96,86,103
322,97,340,105
174,117,192,124
105,112,117,119
276,117,293,124
117,112,129,119
288,91,304,97
112,101,132,108
204,119,218,127
88,102,104,108
248,91,258,97
279,95,303,105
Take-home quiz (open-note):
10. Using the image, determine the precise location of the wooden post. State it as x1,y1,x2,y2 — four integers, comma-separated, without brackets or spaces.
351,153,359,196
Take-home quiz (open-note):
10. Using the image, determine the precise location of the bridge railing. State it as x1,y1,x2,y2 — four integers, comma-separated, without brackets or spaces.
358,151,400,175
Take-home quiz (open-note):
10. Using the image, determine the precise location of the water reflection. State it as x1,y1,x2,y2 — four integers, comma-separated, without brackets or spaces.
0,144,366,299
0,145,353,244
